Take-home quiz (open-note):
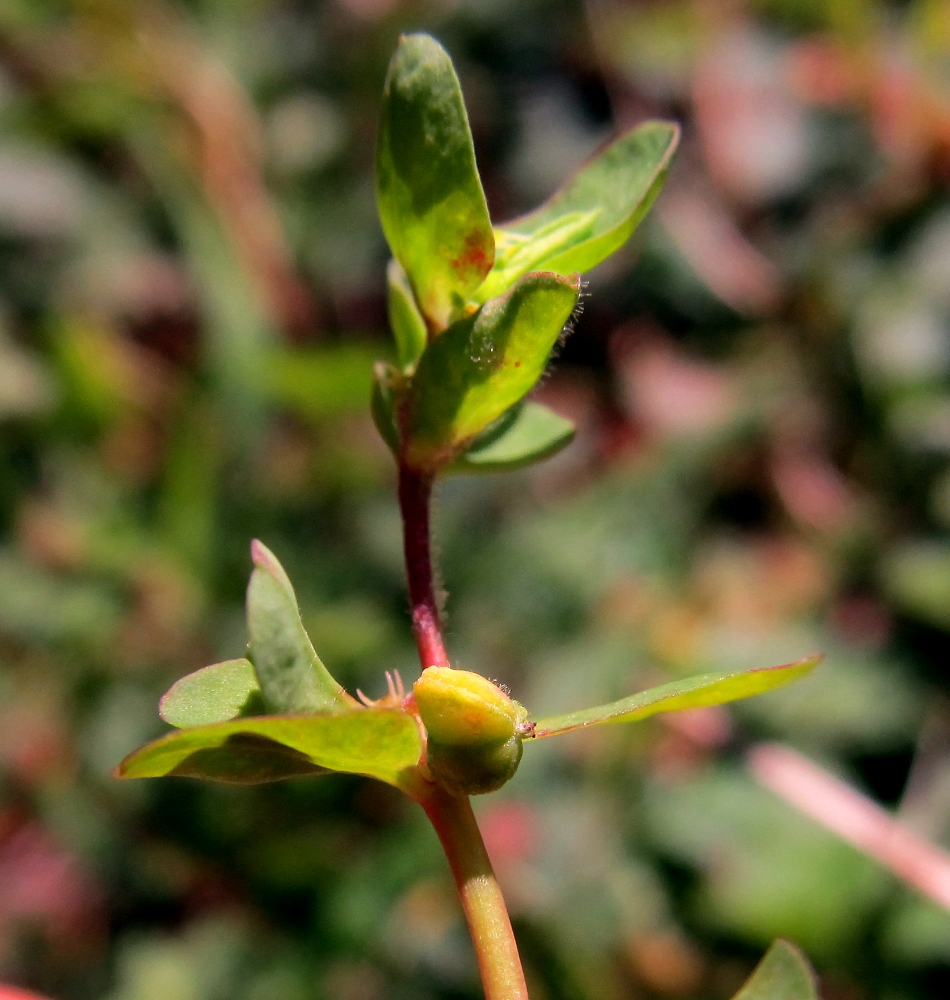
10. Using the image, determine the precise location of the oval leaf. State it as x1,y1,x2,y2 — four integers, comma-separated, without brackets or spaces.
529,656,820,739
452,401,575,473
405,271,580,469
247,541,358,714
160,659,265,728
116,708,423,787
474,121,679,303
731,940,819,1000
376,33,494,331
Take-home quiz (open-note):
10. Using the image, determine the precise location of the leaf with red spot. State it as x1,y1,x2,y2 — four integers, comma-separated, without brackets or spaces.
376,34,494,332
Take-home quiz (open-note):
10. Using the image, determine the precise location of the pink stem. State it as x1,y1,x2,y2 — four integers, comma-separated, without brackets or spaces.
398,464,450,670
749,742,950,911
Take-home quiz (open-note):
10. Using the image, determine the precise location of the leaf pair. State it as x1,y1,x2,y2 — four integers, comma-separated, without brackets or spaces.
118,542,421,787
374,34,679,474
117,540,817,791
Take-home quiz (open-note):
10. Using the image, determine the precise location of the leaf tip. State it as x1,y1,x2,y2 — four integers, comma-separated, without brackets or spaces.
250,538,273,570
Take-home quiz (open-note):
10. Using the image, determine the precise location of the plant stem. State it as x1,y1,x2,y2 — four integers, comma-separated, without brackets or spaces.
398,465,526,996
421,786,530,1000
398,464,450,670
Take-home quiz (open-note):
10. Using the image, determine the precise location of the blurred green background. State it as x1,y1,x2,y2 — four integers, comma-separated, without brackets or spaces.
1,0,949,998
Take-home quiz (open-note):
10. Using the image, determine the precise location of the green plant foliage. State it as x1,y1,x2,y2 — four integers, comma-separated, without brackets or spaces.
730,940,819,1000
530,656,820,737
116,709,423,786
452,401,575,473
375,33,494,332
405,271,581,468
264,344,377,423
473,122,679,303
387,259,429,368
370,361,404,454
159,659,264,728
246,541,357,714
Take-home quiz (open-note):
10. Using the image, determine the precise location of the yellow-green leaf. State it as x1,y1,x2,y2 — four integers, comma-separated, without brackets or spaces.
452,401,575,473
247,541,357,714
159,659,264,728
530,656,820,738
405,271,580,469
731,940,819,1000
474,121,679,303
116,709,422,787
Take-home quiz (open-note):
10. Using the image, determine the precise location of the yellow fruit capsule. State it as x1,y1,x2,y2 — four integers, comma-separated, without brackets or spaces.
413,667,529,796
413,667,523,746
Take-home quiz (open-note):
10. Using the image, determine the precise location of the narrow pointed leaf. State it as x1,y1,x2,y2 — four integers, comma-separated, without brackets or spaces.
474,121,679,303
453,401,575,473
160,659,265,728
405,271,580,469
731,940,819,1000
247,541,357,714
530,656,820,739
376,33,494,331
371,361,403,455
116,708,423,787
387,260,429,368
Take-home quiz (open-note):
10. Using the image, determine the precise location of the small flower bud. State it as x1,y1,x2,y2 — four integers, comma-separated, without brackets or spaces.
413,667,523,746
413,667,528,796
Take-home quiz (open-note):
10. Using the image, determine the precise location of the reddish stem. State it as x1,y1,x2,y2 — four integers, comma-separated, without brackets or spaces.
398,464,450,670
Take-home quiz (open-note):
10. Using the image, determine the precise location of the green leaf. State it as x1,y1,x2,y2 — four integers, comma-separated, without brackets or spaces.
530,656,820,738
452,401,575,473
265,344,376,423
160,659,265,728
387,260,429,368
370,361,404,455
405,271,581,469
116,708,423,787
247,541,357,714
731,940,819,1000
474,121,679,303
375,33,494,331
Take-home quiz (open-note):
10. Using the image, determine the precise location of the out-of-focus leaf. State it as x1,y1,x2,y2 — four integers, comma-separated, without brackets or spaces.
0,330,57,419
474,122,679,303
881,540,950,630
247,541,357,714
159,659,265,728
375,33,494,331
405,272,580,468
387,260,428,368
731,940,819,1000
159,401,219,575
530,656,819,738
265,344,376,423
645,768,887,957
452,401,575,472
116,708,422,786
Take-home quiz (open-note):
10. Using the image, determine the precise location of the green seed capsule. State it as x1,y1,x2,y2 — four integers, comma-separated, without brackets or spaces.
426,735,523,796
413,667,527,796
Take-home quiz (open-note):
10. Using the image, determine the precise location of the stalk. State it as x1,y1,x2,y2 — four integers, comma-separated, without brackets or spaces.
398,464,450,670
421,785,530,1000
399,460,529,998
